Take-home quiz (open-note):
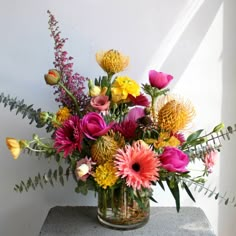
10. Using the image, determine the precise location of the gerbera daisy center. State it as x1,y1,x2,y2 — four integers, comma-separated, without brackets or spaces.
132,162,140,172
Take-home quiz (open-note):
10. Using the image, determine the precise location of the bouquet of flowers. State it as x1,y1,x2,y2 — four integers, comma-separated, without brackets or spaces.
2,11,236,228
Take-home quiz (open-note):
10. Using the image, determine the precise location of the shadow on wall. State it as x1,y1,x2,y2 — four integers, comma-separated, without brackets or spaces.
157,0,223,86
219,0,236,235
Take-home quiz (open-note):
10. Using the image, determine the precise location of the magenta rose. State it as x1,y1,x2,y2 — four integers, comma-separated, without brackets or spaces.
149,70,173,89
81,112,113,140
90,95,110,111
159,147,189,172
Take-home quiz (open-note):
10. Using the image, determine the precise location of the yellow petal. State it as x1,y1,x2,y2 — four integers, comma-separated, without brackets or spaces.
6,138,21,160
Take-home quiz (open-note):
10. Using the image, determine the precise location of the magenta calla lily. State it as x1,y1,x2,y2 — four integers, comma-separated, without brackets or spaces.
113,107,145,139
125,107,145,122
159,147,189,172
81,112,114,140
149,70,173,89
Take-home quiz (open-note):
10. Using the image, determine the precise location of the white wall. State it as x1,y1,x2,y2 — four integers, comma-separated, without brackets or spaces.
0,0,235,235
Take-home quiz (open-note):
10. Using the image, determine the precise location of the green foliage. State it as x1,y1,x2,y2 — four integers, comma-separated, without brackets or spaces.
75,178,95,195
14,165,70,193
142,84,169,98
0,92,53,132
183,178,236,207
166,177,180,212
183,124,236,160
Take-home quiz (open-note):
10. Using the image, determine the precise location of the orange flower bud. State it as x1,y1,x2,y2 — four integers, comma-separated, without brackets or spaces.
44,69,61,85
6,138,21,160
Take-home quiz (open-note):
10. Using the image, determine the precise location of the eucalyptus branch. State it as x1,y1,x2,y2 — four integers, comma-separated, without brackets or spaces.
14,165,71,193
181,177,236,207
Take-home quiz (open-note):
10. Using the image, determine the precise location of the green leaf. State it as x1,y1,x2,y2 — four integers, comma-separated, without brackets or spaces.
158,180,165,191
53,169,58,181
183,182,195,202
65,167,70,180
166,178,180,212
149,196,158,203
59,176,64,186
47,169,52,178
225,198,229,205
75,182,88,195
208,187,216,198
58,166,63,176
186,129,204,142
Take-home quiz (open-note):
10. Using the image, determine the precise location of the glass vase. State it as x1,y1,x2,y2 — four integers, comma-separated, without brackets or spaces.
97,184,150,230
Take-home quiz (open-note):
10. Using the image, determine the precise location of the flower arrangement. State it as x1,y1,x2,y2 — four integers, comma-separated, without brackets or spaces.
2,11,236,227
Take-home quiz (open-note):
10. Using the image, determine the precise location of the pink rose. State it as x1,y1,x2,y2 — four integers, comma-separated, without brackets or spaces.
159,147,189,172
149,70,173,89
90,95,110,111
81,112,113,140
204,150,218,173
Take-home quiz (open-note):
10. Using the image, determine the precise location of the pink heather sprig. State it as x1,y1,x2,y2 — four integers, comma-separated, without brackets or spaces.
47,10,89,114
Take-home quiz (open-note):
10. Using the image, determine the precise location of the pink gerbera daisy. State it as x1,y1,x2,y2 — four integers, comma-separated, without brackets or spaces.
54,115,83,158
115,141,160,190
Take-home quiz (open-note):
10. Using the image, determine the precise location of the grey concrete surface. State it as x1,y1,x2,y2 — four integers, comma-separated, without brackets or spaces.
39,206,215,236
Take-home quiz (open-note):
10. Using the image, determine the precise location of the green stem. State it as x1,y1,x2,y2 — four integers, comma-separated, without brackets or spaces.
58,82,81,116
107,73,114,83
151,96,157,122
26,146,48,153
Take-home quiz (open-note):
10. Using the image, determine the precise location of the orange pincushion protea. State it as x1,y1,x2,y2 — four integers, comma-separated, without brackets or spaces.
91,131,125,164
157,98,195,133
96,49,129,75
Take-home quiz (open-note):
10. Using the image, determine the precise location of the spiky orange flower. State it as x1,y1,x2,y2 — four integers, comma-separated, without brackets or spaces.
91,131,125,164
157,98,195,133
96,49,129,74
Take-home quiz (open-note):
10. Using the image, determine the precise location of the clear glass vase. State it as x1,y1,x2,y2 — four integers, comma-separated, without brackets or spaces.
97,184,150,230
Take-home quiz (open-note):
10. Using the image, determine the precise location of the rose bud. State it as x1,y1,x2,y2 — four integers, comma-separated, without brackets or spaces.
88,80,101,97
44,69,61,85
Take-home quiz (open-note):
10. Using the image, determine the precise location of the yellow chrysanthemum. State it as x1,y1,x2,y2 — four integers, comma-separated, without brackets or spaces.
111,76,140,103
94,162,118,189
96,49,129,74
154,134,181,149
91,132,125,164
144,132,180,149
53,107,71,127
157,98,195,133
